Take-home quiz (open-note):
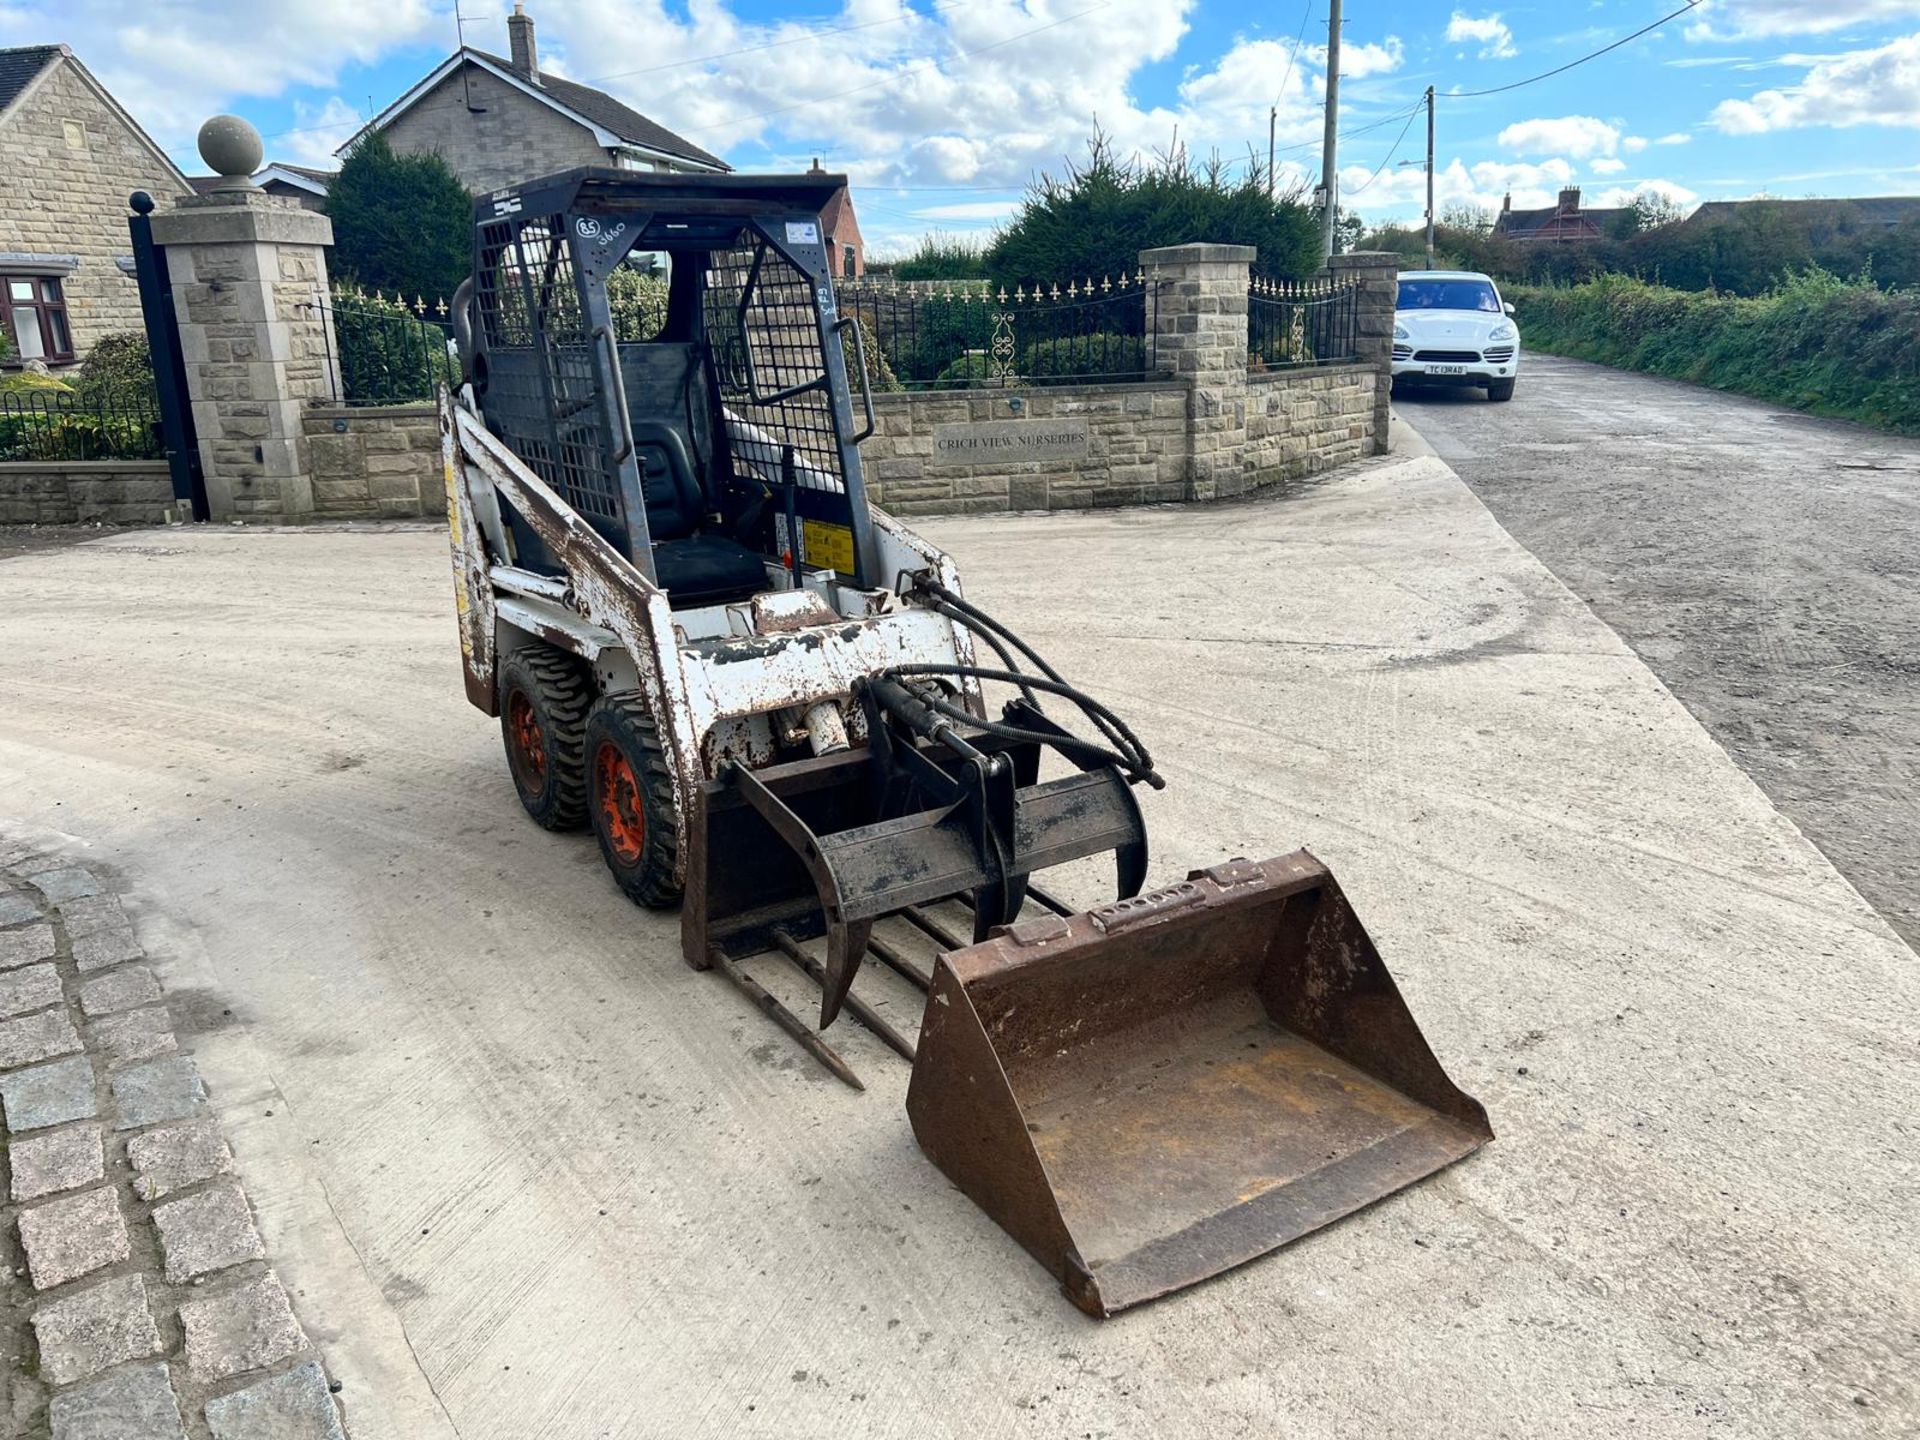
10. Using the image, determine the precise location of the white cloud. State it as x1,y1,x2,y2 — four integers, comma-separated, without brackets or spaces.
282,97,363,169
1656,131,1694,145
1593,180,1701,211
32,0,438,150
1447,11,1517,60
1686,1,1920,38
539,0,1293,193
911,200,1023,222
1622,135,1649,153
1590,157,1629,174
1297,38,1407,79
1498,115,1621,158
1712,35,1920,133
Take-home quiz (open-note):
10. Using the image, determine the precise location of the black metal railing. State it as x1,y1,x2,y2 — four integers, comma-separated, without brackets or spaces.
308,292,458,405
0,387,163,461
1247,278,1361,372
835,276,1162,389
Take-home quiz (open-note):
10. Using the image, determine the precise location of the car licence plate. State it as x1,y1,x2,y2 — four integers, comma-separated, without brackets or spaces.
1426,363,1468,376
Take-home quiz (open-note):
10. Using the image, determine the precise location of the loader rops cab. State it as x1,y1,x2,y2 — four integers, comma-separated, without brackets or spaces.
440,167,1491,1316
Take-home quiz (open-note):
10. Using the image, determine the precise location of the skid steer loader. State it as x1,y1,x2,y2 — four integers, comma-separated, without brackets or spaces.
440,168,1490,1316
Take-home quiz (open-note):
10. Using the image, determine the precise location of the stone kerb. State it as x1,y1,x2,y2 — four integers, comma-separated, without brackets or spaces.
149,191,339,523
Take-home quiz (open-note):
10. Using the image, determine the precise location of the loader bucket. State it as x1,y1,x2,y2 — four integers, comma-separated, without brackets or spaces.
906,850,1491,1317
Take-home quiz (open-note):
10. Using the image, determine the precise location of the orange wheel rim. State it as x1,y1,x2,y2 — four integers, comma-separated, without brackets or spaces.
507,691,546,789
596,741,645,862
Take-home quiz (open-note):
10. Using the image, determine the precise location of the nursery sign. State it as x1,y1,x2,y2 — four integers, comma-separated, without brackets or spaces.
931,418,1089,466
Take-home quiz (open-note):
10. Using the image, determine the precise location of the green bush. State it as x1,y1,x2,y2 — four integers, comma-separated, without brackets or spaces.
838,312,901,393
328,132,472,305
989,130,1320,290
0,369,71,397
73,332,156,406
332,288,456,403
1019,331,1147,382
607,266,670,341
933,352,995,389
1510,270,1920,432
891,233,990,281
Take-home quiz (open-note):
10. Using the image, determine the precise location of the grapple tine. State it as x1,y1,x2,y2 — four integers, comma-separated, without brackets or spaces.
866,934,933,992
709,947,864,1091
818,918,874,1030
772,928,916,1061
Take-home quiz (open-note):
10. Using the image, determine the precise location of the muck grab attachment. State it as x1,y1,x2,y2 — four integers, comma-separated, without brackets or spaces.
441,166,1491,1315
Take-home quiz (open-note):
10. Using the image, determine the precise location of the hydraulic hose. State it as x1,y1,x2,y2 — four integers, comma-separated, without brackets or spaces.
878,577,1164,789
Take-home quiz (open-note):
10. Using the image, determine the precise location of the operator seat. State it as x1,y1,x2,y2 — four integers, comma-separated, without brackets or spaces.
632,422,771,608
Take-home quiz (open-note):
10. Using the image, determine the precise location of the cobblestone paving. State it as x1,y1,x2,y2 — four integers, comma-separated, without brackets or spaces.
0,842,348,1439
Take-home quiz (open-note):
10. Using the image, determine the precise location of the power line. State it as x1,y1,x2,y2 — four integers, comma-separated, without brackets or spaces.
1451,0,1705,98
1275,0,1313,108
1342,104,1420,196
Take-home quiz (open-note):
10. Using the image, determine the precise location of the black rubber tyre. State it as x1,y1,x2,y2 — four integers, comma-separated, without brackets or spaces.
1487,377,1517,402
583,693,682,908
498,647,591,831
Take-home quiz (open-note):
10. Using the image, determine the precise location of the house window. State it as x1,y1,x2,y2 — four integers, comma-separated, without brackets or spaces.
843,243,857,278
2,276,73,363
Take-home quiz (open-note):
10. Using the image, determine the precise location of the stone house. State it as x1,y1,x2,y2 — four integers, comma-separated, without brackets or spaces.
1494,187,1625,244
340,5,728,196
0,44,192,368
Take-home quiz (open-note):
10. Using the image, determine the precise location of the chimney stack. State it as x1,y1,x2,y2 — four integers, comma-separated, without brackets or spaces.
509,4,539,84
1558,186,1581,215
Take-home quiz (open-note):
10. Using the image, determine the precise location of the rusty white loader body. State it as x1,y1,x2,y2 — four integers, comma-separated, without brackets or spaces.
439,167,1491,1317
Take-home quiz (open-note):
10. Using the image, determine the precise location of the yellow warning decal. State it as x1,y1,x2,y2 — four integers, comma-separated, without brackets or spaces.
801,519,856,574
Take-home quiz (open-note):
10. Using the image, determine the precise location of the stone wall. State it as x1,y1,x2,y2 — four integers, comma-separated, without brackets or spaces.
0,57,192,366
862,383,1189,515
861,365,1379,517
859,246,1397,517
302,406,445,519
1243,365,1377,487
0,462,173,525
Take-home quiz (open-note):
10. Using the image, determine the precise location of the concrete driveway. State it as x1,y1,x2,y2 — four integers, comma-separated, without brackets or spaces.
1402,354,1920,951
0,450,1913,1439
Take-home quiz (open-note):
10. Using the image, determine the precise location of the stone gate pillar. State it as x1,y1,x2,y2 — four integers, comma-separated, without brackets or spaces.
149,117,338,521
1328,250,1399,456
1140,244,1254,502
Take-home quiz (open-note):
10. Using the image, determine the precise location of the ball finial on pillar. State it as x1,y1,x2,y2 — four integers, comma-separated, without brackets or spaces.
198,115,263,192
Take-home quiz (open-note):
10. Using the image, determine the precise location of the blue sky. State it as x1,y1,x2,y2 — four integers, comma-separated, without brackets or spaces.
9,0,1920,254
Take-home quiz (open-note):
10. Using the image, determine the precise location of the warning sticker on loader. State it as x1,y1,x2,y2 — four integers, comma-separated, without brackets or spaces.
801,520,856,574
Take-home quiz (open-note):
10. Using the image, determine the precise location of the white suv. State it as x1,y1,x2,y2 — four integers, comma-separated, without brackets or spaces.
1392,270,1521,402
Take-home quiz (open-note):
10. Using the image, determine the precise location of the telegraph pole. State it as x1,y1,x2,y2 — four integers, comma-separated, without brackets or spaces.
1318,0,1343,258
1425,85,1437,269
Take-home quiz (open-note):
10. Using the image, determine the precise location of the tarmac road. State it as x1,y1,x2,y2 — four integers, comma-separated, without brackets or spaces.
1400,354,1920,949
0,451,1914,1438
